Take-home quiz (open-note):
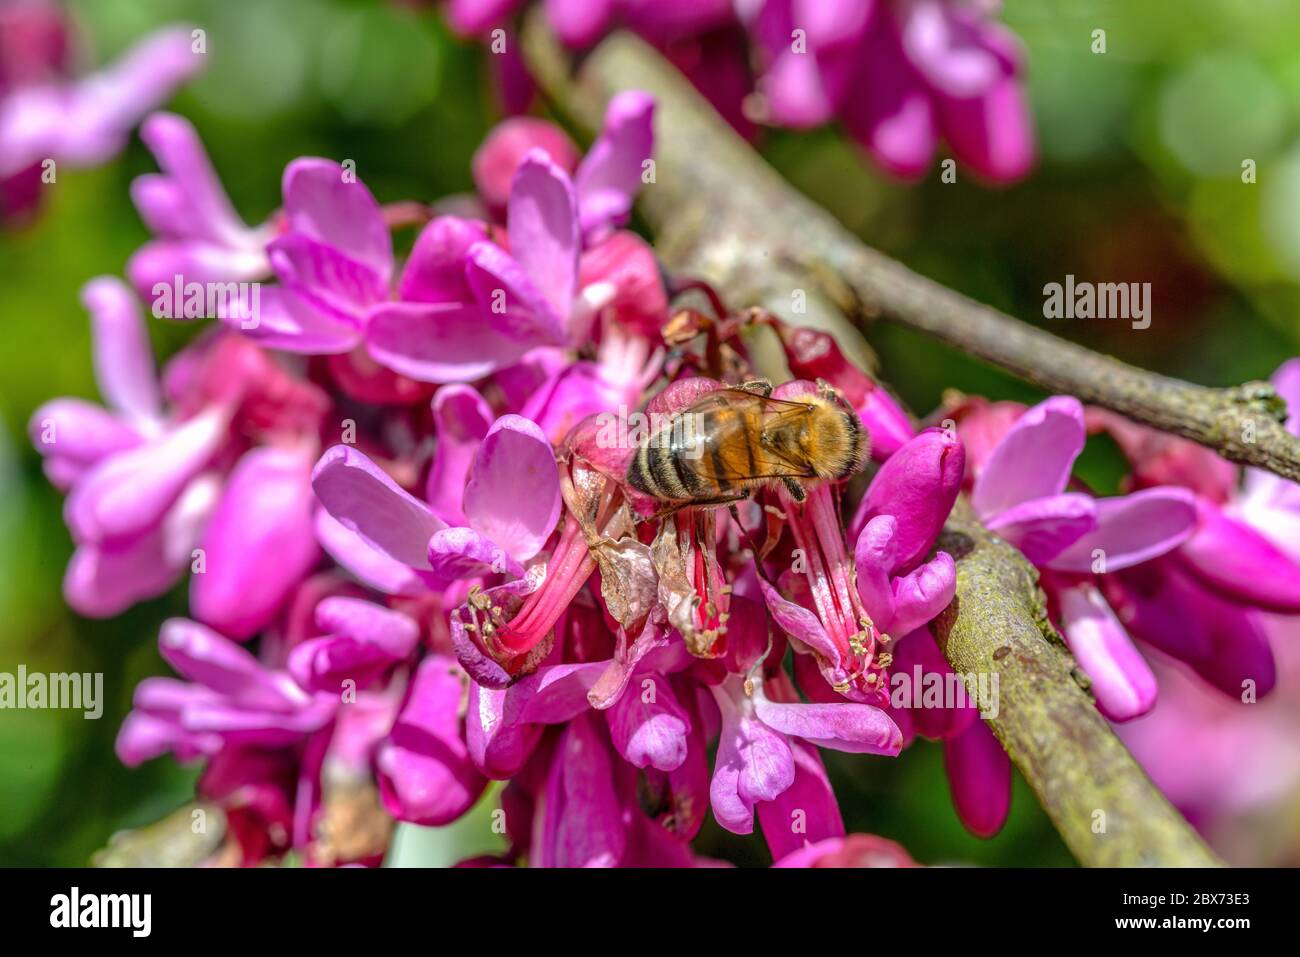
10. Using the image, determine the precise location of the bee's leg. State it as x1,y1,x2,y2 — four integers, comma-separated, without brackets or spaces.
693,491,754,510
642,494,743,523
781,477,807,502
737,378,773,397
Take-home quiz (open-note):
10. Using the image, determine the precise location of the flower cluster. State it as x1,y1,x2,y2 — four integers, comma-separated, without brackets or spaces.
441,0,1035,183
27,67,1299,865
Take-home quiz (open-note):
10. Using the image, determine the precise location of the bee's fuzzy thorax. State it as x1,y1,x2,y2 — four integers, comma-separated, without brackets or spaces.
803,395,870,481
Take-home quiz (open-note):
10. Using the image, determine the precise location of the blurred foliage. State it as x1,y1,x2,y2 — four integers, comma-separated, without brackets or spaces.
1,0,1298,865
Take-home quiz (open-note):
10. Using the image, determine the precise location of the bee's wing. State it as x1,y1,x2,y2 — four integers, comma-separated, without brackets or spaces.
673,390,816,483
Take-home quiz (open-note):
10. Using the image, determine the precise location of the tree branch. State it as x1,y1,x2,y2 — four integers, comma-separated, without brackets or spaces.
526,23,1300,484
524,18,1222,866
935,501,1218,866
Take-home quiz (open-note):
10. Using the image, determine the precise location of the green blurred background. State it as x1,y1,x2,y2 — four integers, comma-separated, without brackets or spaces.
2,0,1299,866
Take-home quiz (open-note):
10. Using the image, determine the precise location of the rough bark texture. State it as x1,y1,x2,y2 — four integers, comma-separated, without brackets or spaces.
524,17,1222,867
936,501,1219,866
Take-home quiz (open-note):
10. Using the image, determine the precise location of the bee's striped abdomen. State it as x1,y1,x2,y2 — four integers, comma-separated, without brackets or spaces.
627,405,752,503
629,437,690,500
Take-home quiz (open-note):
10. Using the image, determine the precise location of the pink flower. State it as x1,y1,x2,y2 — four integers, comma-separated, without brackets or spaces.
471,90,654,242
366,94,656,382
0,17,204,220
29,278,324,628
127,113,272,292
744,0,1036,182
963,395,1198,721
312,413,562,590
377,655,487,826
1090,359,1300,704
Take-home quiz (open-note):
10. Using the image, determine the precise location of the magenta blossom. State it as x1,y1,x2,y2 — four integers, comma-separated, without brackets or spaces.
313,413,561,586
965,395,1198,721
1090,360,1300,706
28,278,323,630
742,0,1035,181
0,15,203,220
365,92,656,382
442,0,1034,183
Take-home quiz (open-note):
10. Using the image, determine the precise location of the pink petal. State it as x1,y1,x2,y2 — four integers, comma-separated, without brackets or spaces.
29,398,142,469
314,509,433,596
753,687,902,755
849,426,965,572
710,696,795,835
1057,582,1157,721
539,713,627,866
463,240,566,342
268,233,385,325
463,414,562,562
984,492,1097,566
427,525,524,580
81,276,161,421
544,0,617,48
889,551,957,636
761,49,836,129
158,618,304,711
466,681,542,778
899,0,1005,98
759,578,845,680
1047,487,1197,573
315,596,418,658
127,237,270,297
311,445,445,572
191,447,319,640
63,529,184,618
1179,503,1300,612
971,395,1084,518
943,718,1010,838
365,300,532,383
889,627,978,741
507,150,578,323
574,90,655,240
471,118,579,212
935,73,1036,183
757,740,845,862
65,406,227,543
376,656,486,826
516,661,607,723
841,18,937,178
137,112,250,245
445,0,522,36
231,286,360,355
607,673,692,771
281,157,391,281
854,514,900,629
427,384,494,525
397,216,488,303
577,230,669,337
773,833,917,868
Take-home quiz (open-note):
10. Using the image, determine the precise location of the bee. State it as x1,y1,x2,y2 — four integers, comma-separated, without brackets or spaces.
627,379,867,508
